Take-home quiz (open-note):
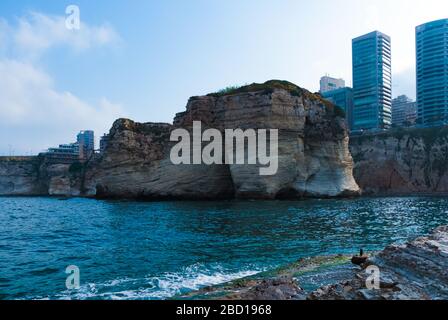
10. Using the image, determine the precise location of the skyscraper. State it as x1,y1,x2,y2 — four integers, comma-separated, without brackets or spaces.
77,130,95,159
100,134,110,154
352,31,392,131
319,76,345,94
392,95,417,127
416,18,448,127
322,87,354,131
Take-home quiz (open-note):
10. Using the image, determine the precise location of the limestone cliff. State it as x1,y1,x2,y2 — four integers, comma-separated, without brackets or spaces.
0,156,84,197
0,157,46,195
350,126,448,195
83,120,235,199
0,80,360,199
85,80,360,199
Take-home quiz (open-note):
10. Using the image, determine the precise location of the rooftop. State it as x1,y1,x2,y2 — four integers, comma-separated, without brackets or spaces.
416,18,448,30
352,30,390,42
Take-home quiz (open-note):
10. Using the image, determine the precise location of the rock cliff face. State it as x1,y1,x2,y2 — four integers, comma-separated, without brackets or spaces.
85,81,360,199
0,81,360,199
309,225,448,300
0,157,46,195
83,120,235,199
45,163,84,197
0,157,84,197
350,126,448,195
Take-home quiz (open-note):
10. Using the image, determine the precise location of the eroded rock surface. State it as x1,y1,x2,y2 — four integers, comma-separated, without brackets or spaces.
309,226,448,300
86,81,360,199
182,227,448,300
0,157,85,197
223,277,305,300
178,255,351,300
0,157,47,195
350,126,448,195
84,120,234,199
0,81,360,199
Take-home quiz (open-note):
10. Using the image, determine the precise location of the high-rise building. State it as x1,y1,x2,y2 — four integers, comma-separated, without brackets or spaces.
319,76,346,94
392,95,417,127
100,134,110,154
322,87,354,130
352,31,392,131
416,18,448,127
77,130,95,159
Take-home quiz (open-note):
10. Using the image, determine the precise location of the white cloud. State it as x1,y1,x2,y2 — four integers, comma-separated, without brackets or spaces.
0,60,125,154
11,12,121,58
0,18,12,55
0,12,125,155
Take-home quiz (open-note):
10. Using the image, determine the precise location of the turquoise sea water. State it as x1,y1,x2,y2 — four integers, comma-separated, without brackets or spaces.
1,196,448,300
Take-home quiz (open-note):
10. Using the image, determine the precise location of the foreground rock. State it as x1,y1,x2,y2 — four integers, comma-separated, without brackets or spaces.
85,80,360,200
178,255,352,300
223,277,305,300
181,226,448,300
310,226,448,300
350,126,448,195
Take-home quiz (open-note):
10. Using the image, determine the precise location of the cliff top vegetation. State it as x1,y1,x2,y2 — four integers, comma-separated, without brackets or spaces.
207,80,345,118
351,125,448,146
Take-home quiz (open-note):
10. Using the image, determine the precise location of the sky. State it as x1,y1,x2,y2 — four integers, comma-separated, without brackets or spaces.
0,0,447,155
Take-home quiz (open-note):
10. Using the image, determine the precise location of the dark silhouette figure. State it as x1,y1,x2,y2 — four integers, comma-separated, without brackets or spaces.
351,248,368,266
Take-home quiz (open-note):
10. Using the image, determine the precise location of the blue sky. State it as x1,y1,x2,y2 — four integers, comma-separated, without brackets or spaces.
1,0,447,155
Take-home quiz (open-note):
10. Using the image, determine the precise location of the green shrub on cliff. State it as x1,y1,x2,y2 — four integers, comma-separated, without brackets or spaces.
214,85,246,96
208,80,306,98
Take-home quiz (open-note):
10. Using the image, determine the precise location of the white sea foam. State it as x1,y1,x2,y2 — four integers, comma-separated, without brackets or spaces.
42,263,264,300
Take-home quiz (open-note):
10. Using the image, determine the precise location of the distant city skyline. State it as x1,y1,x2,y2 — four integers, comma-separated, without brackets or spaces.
0,0,447,154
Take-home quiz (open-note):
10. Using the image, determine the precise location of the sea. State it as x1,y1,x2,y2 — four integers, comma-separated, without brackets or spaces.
1,196,448,300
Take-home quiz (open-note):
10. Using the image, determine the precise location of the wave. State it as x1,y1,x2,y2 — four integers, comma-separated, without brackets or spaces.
38,263,264,300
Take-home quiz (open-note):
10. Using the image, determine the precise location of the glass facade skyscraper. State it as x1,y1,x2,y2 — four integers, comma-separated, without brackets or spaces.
416,19,448,127
352,31,392,131
322,87,354,131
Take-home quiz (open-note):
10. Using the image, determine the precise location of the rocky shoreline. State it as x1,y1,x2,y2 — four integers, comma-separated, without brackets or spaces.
179,226,448,300
177,255,353,300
